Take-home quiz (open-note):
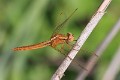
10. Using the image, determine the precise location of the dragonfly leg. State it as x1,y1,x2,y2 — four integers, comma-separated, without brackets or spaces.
53,47,67,57
66,42,73,49
60,44,70,53
60,44,65,53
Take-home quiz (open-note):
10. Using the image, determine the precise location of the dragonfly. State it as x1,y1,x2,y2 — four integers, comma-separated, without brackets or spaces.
13,8,89,70
13,8,78,51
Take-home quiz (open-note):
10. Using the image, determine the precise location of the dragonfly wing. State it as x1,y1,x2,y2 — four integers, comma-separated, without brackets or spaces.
51,8,78,37
51,44,87,70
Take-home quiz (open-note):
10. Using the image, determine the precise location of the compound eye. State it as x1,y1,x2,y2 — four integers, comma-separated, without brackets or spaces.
67,33,74,42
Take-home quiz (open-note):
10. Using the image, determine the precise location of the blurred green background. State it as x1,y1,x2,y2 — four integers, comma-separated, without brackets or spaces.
0,0,120,80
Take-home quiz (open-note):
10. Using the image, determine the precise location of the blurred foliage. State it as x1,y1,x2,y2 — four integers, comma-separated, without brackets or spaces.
0,0,120,80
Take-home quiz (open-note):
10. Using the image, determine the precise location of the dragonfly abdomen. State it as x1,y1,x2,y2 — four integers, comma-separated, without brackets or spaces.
13,41,51,51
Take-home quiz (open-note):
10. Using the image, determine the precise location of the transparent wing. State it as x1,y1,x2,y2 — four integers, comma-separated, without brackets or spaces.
51,8,78,37
52,43,87,70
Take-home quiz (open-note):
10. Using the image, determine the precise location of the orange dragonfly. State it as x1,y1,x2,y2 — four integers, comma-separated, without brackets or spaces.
13,9,78,51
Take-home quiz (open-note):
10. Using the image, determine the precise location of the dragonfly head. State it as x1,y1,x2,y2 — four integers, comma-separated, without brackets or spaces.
67,33,74,42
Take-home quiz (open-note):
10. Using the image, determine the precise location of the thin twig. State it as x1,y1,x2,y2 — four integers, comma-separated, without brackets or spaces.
51,0,112,80
102,46,120,80
76,18,120,80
